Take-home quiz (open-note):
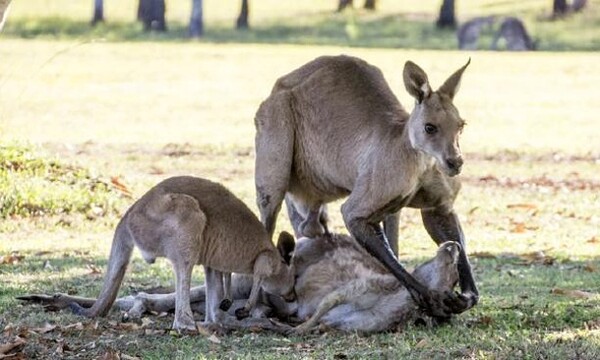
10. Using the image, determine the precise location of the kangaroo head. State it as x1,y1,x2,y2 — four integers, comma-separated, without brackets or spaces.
413,241,460,291
403,59,470,176
261,231,297,302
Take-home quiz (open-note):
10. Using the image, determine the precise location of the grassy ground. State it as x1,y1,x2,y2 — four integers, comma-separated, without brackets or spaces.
1,10,600,360
2,0,600,51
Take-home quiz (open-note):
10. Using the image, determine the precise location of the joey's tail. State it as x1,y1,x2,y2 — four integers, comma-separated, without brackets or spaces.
71,217,134,317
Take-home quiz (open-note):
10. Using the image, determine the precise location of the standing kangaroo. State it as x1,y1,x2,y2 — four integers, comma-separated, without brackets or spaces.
70,176,296,331
254,55,478,318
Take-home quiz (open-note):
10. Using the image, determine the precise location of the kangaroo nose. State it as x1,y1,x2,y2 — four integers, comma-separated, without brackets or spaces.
446,157,463,172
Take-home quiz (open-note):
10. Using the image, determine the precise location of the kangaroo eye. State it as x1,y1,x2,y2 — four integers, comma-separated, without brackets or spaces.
424,124,437,134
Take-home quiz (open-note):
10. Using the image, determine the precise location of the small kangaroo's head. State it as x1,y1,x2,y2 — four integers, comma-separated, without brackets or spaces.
261,231,297,302
413,241,460,291
403,59,470,176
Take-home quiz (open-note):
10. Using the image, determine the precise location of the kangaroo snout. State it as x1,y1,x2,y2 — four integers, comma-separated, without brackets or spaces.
445,157,463,175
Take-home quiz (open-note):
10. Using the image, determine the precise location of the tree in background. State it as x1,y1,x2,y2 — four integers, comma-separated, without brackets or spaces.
364,0,376,10
572,0,587,12
236,0,249,30
189,0,203,37
553,0,568,16
436,0,457,29
137,0,167,31
337,0,377,12
0,0,11,31
91,0,104,25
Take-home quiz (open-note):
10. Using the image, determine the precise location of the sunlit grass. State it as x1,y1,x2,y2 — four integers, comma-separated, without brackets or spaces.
0,34,598,359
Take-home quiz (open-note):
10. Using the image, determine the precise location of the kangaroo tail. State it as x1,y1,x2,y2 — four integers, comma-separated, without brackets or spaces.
71,217,134,317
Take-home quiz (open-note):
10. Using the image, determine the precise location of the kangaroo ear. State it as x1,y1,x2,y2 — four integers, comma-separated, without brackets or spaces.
403,61,431,104
276,231,296,265
438,58,471,100
0,0,11,31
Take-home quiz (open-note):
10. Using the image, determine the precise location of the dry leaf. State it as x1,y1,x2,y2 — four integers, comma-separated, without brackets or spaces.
587,237,599,244
86,264,102,275
415,339,429,348
551,288,599,299
100,350,120,360
510,222,527,233
0,254,24,265
62,322,84,331
111,176,133,198
584,318,600,330
0,337,26,355
518,251,554,265
144,329,164,335
507,203,538,210
30,323,57,334
478,315,494,326
470,251,496,259
207,334,221,344
121,355,141,360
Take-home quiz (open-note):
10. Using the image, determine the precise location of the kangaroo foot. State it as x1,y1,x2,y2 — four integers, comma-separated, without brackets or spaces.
219,298,232,311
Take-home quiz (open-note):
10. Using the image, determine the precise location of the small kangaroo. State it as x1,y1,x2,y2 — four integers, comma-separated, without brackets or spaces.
491,17,536,51
0,0,11,31
291,235,460,333
70,176,296,331
254,55,478,318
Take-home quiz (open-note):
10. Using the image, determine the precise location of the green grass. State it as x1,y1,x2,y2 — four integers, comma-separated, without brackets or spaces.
0,14,599,360
0,144,126,220
1,0,599,51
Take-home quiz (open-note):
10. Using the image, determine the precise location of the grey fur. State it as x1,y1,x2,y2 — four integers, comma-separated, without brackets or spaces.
68,176,295,331
253,55,478,318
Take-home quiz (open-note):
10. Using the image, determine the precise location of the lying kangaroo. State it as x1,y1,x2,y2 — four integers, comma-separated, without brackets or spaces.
254,55,478,318
20,234,459,334
292,235,460,333
70,176,296,331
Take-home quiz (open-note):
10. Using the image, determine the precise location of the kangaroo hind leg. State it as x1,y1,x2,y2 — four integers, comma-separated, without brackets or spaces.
255,92,295,237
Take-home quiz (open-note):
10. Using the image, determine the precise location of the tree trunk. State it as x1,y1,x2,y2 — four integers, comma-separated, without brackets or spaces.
137,0,167,32
0,0,11,32
363,0,376,10
552,0,568,16
571,0,587,12
436,0,457,29
189,0,204,37
236,0,249,30
338,0,353,12
91,0,104,25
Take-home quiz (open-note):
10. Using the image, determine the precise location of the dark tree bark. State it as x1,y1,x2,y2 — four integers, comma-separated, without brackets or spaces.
552,0,568,16
137,0,167,32
338,0,353,12
436,0,457,29
364,0,376,10
91,0,104,26
236,0,249,30
189,0,204,37
571,0,587,12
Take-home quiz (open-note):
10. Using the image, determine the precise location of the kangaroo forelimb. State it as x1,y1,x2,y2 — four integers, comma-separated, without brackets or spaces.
421,207,479,311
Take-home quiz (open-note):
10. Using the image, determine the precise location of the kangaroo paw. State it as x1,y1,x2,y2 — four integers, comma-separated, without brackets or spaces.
219,298,233,311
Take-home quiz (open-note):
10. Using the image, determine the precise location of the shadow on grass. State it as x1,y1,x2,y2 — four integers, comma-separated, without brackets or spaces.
2,15,459,49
